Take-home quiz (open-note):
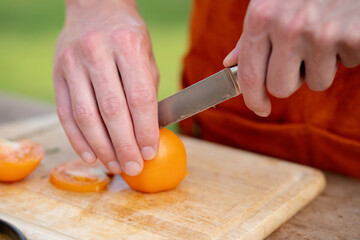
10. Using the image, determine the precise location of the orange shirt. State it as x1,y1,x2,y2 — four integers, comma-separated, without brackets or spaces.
181,0,360,178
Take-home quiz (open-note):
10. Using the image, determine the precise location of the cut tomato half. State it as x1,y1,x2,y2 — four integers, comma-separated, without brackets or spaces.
0,139,44,182
50,159,111,192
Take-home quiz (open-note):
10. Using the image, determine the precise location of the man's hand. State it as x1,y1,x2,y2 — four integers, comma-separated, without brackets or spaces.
224,0,360,116
53,0,159,176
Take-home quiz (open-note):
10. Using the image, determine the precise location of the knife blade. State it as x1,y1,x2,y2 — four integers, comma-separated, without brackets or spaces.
158,66,240,127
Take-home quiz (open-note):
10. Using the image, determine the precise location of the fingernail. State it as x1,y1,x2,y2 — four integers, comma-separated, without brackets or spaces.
82,152,95,163
107,161,122,174
254,111,270,117
141,146,156,160
124,161,142,176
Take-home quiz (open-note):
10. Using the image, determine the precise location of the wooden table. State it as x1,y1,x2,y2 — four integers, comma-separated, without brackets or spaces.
0,92,359,239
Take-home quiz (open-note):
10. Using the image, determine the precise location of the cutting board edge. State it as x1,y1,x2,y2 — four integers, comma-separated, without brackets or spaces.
223,169,326,240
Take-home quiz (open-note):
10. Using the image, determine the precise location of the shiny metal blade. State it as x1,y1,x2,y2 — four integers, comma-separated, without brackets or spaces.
158,66,240,127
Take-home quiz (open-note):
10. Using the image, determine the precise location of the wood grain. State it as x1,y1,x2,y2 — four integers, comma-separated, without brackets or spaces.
0,114,325,240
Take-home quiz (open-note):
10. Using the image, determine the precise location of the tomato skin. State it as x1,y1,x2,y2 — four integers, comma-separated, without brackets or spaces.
121,128,187,193
50,159,111,192
0,139,44,182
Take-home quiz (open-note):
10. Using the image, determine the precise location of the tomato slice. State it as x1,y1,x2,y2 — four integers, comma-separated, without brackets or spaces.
50,159,111,192
0,139,44,182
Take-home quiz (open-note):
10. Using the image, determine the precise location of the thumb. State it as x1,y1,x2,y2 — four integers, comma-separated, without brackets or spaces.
223,39,242,67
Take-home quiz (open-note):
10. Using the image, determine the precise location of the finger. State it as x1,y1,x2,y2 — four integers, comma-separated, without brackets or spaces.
53,70,96,164
61,49,121,174
338,38,360,68
338,50,360,68
304,48,337,92
89,56,144,177
266,39,303,98
237,34,272,117
116,35,160,162
338,18,360,68
223,41,240,67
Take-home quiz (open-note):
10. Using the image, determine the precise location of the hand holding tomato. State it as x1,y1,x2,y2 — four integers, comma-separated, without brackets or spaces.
224,0,360,117
53,0,160,176
121,128,187,193
49,129,186,193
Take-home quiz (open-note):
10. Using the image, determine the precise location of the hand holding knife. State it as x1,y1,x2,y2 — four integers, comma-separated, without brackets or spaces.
158,66,240,127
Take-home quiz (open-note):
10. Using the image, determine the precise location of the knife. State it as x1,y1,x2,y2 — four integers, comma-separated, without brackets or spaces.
158,66,240,127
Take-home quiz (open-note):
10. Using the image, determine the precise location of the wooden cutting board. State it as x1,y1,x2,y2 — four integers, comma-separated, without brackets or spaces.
0,114,325,240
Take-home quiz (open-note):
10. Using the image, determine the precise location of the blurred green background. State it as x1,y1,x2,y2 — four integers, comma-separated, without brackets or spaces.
0,0,191,103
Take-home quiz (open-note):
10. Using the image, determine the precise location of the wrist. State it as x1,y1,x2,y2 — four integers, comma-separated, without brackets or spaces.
64,0,138,20
65,0,137,9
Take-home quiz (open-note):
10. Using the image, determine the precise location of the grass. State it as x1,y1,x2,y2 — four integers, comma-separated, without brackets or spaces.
0,0,190,103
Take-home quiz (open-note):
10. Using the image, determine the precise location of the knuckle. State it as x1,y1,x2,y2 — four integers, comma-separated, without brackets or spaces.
93,145,112,161
138,129,159,146
280,21,303,42
276,4,316,42
79,30,102,53
113,27,145,43
73,105,96,126
294,4,317,34
57,105,73,122
313,22,338,49
344,28,360,49
247,1,274,30
277,14,307,43
112,27,147,54
128,88,156,109
61,46,76,68
77,31,107,68
113,143,134,153
100,97,124,118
